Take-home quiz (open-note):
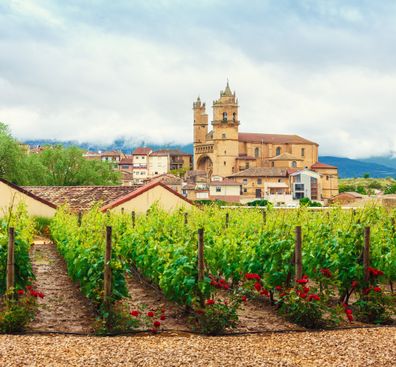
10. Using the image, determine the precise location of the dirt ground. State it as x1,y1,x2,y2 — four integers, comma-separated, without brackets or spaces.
28,239,95,333
1,327,395,366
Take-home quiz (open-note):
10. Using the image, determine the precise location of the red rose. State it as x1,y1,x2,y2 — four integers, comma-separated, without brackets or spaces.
320,268,332,278
17,290,24,295
373,286,381,293
299,292,307,299
210,280,218,287
38,292,44,299
302,275,309,279
222,284,230,290
206,299,215,305
153,321,161,328
308,294,320,301
351,280,358,288
347,313,353,322
195,309,205,315
345,309,353,315
254,282,262,292
130,310,139,317
160,315,166,321
279,292,287,298
275,285,282,291
147,311,154,317
296,279,308,284
245,273,260,280
260,289,269,297
303,287,310,293
241,295,247,302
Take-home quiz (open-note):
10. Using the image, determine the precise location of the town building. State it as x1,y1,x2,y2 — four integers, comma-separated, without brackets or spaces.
193,82,339,200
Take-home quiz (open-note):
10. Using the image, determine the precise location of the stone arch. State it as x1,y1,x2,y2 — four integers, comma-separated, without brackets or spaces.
197,155,213,177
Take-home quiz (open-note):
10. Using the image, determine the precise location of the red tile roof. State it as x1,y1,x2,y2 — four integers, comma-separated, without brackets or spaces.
239,132,318,145
228,167,289,178
210,179,240,186
311,162,337,169
132,147,152,155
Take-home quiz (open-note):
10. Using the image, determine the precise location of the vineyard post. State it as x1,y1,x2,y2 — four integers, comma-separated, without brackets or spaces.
6,227,15,292
295,226,302,282
184,212,188,225
197,228,205,307
363,227,370,283
132,211,136,228
78,211,82,227
121,207,125,214
104,226,112,314
225,213,229,228
262,209,266,225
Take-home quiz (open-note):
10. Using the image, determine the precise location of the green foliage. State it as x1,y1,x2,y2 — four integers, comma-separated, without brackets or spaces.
0,122,120,186
0,290,37,333
0,204,35,295
190,297,240,335
33,216,52,237
354,289,394,325
247,199,270,207
384,184,396,194
299,198,322,207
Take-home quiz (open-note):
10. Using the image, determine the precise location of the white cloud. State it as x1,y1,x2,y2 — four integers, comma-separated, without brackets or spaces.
0,0,395,158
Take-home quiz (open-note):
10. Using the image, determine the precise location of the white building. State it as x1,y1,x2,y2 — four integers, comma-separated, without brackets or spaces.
290,169,322,201
132,147,152,184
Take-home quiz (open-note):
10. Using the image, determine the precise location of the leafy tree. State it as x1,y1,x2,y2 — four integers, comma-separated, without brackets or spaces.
363,173,370,179
384,184,396,195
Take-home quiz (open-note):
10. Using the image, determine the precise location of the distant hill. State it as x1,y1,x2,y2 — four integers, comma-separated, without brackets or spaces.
319,156,396,178
24,139,396,178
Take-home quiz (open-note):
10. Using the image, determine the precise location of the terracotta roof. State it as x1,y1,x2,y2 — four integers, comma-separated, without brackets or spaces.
311,162,337,169
210,179,240,186
151,149,191,157
0,178,57,209
101,150,124,157
228,167,289,178
101,181,194,211
22,185,141,212
146,173,183,186
132,147,152,155
269,152,303,161
119,157,133,165
239,132,318,145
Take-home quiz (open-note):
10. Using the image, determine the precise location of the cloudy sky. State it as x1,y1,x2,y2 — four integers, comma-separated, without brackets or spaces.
1,0,396,158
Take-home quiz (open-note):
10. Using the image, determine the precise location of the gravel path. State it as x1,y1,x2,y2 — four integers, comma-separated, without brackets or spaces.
28,239,95,333
1,327,395,366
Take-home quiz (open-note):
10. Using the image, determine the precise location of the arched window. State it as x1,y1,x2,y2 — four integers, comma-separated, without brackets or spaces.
276,147,281,156
254,147,260,158
222,112,227,121
291,161,297,168
233,112,236,121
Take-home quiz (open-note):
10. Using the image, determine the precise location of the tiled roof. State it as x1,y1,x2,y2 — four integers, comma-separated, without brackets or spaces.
101,150,124,157
228,167,289,178
132,147,152,155
151,149,192,156
22,185,141,212
146,173,183,185
269,152,303,161
210,179,240,186
119,157,133,165
239,132,318,145
311,162,337,169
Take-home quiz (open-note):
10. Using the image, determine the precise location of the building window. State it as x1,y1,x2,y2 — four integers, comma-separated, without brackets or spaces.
245,162,249,169
257,178,262,184
254,147,260,158
326,175,329,180
222,112,227,121
301,148,305,157
278,179,282,183
295,183,304,191
276,147,281,156
216,186,221,193
243,178,248,185
291,161,297,168
243,188,247,193
224,161,226,166
233,112,236,121
222,133,226,139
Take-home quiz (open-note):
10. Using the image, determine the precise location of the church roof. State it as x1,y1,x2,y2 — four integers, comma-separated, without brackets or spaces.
228,167,289,178
269,152,303,161
221,80,233,97
311,162,337,169
238,132,318,145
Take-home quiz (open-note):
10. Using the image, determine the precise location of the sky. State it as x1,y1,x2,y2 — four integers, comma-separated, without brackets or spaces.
1,0,396,158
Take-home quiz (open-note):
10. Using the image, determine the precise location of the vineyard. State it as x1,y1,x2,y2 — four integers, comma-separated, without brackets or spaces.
1,204,396,335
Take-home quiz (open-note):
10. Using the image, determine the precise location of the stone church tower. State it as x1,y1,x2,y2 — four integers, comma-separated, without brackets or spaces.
193,81,240,177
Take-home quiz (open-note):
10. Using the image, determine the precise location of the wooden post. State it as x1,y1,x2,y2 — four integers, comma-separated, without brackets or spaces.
197,228,205,307
104,226,112,312
78,211,82,227
225,213,229,228
184,212,188,225
295,226,302,282
262,209,266,225
363,227,370,283
131,211,136,228
6,227,15,292
121,207,125,214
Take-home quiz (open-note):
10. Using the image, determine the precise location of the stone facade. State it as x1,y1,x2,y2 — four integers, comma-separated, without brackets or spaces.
193,82,339,200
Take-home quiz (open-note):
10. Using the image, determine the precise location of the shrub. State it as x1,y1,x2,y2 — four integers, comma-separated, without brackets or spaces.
189,297,240,335
247,199,270,207
33,216,52,237
299,198,322,207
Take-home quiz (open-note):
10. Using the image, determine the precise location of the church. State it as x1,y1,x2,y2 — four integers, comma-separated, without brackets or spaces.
193,82,339,200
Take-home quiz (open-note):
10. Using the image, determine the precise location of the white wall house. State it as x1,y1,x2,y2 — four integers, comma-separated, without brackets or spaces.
148,153,169,177
290,169,322,201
